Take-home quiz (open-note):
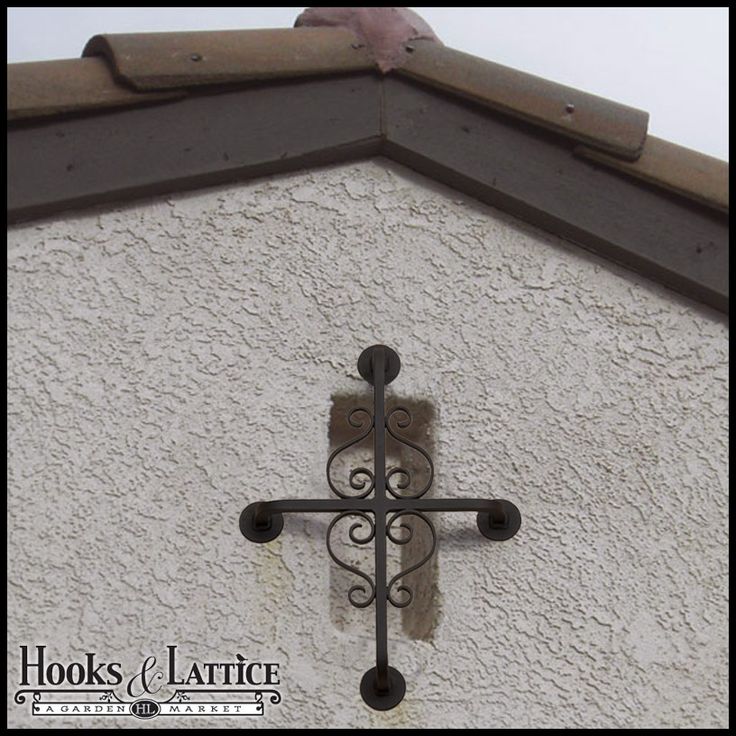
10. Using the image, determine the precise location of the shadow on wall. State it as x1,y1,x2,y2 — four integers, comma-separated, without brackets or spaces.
328,392,438,642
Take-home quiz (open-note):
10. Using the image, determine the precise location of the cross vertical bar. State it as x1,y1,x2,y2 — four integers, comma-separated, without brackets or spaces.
372,346,389,694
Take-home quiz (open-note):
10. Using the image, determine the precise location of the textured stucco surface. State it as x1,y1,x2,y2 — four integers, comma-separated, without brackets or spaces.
7,159,729,728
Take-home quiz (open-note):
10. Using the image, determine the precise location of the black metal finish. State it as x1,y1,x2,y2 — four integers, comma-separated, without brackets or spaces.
240,345,522,710
357,344,401,386
360,666,406,711
477,501,522,541
239,503,283,544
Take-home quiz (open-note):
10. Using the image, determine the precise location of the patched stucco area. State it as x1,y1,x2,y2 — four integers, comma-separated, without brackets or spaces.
7,159,729,728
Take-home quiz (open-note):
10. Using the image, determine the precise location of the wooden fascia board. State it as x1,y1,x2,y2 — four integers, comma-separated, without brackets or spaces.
7,75,728,314
382,78,728,314
7,75,382,222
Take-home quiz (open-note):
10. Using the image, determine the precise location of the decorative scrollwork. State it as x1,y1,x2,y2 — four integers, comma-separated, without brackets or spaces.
386,510,437,608
267,690,282,705
326,511,376,608
14,690,32,705
326,408,375,498
385,407,434,499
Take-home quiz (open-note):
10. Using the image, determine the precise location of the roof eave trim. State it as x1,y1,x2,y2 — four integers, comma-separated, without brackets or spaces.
395,40,648,161
79,29,648,161
575,137,729,213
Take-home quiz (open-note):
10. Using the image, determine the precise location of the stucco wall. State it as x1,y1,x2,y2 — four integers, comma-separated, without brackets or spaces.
7,159,729,728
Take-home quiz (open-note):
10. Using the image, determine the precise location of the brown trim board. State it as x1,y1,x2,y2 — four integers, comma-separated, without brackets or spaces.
7,75,728,314
575,137,729,214
8,75,382,221
382,78,728,314
396,40,649,161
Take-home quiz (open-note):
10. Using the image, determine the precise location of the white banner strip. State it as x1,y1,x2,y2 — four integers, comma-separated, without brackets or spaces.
34,702,264,716
34,704,129,716
160,702,263,716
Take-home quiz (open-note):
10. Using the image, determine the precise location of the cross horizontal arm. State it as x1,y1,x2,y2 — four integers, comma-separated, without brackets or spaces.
254,498,371,516
250,496,514,523
398,498,508,515
242,495,520,544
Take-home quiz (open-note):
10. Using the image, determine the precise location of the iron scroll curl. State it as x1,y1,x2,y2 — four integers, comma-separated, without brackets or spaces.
326,408,375,499
385,510,437,608
326,510,377,608
385,407,434,500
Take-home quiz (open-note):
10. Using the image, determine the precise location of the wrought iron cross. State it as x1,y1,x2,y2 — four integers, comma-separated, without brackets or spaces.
239,345,521,710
